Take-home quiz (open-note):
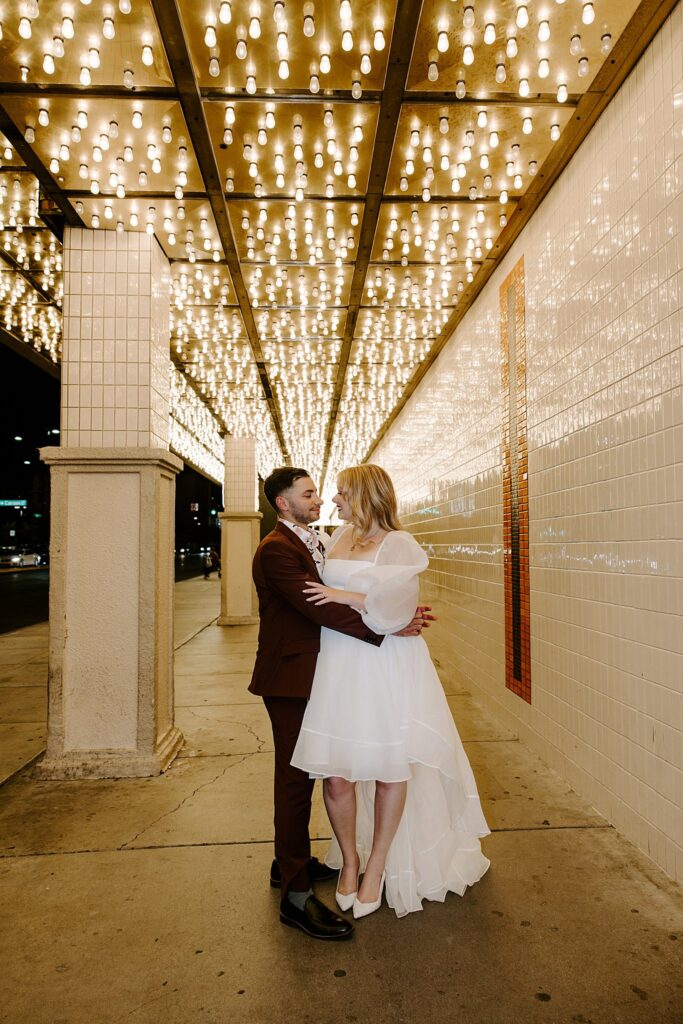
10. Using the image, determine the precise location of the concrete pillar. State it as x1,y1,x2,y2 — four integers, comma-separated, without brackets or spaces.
38,227,183,779
218,436,261,626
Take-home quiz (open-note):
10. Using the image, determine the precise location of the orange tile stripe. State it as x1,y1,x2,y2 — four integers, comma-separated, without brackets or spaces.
500,257,531,703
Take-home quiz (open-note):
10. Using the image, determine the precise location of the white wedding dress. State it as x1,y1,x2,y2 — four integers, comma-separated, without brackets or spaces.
291,525,490,918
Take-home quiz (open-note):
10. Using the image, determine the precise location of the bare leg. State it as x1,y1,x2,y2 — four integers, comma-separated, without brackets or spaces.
357,780,407,902
324,776,360,894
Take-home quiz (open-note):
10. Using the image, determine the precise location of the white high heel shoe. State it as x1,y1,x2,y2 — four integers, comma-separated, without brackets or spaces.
352,871,385,919
335,865,359,912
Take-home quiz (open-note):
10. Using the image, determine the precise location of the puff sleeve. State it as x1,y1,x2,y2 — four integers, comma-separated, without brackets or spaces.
347,531,429,634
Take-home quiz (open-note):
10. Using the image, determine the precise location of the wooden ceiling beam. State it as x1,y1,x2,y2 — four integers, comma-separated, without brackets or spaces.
319,0,425,486
149,0,290,459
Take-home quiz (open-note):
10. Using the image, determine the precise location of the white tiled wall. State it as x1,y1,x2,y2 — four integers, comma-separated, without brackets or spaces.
61,228,171,449
223,436,258,512
375,7,683,883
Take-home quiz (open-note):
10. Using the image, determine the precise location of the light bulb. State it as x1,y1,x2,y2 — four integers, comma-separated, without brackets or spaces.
506,36,518,58
500,189,508,204
437,30,449,52
477,109,488,127
49,158,59,173
59,144,69,160
428,61,438,82
103,16,115,38
495,63,506,83
265,110,275,129
538,58,550,78
529,160,537,175
246,74,256,93
489,130,499,147
582,2,595,24
484,22,495,44
518,77,529,97
342,30,353,50
249,16,261,38
570,34,581,55
352,78,362,99
578,57,589,77
209,56,220,76
142,44,153,65
516,4,528,28
18,17,31,39
422,187,431,202
90,181,100,195
513,173,523,189
89,47,100,68
53,36,65,58
456,80,466,99
132,109,142,128
374,28,385,50
479,153,489,169
79,163,88,179
601,33,612,53
123,67,134,88
109,120,119,139
235,39,247,59
279,59,289,78
463,45,474,65
303,2,315,37
550,123,560,141
162,125,172,143
310,74,320,93
463,6,475,28
62,16,74,37
91,215,100,228
104,204,113,220
43,53,55,74
320,52,331,74
360,53,371,74
119,0,131,12
204,24,217,47
557,82,568,102
538,19,550,42
219,1,231,22
80,66,91,85
523,116,533,134
25,126,36,143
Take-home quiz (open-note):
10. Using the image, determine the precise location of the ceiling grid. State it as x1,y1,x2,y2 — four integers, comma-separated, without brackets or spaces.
0,0,675,488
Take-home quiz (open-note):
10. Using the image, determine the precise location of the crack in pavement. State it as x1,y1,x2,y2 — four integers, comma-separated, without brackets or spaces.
118,754,253,850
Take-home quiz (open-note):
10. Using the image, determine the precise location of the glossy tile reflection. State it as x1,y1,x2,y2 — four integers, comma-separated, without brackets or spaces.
374,5,683,885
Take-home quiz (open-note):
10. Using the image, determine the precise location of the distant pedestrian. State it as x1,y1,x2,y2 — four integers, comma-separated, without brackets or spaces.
203,547,221,579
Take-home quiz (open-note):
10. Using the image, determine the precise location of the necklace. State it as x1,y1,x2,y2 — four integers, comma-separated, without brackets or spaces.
350,530,384,552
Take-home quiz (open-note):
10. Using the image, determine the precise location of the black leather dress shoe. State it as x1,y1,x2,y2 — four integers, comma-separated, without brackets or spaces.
280,895,354,940
269,856,338,889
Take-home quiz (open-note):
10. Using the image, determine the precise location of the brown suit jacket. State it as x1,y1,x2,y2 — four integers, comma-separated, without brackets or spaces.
249,521,383,699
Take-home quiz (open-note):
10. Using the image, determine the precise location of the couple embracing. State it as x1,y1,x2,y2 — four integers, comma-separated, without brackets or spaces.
249,463,490,940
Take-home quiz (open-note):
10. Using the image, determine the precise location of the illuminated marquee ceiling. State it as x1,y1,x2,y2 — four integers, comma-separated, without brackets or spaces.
0,0,673,489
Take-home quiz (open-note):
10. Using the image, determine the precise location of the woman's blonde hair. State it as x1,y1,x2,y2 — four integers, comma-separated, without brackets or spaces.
337,464,401,544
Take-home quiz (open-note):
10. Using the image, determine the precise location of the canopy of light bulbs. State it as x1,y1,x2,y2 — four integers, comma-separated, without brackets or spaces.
0,0,638,492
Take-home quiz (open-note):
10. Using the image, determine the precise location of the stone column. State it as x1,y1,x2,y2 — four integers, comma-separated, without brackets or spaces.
218,436,261,626
39,227,183,779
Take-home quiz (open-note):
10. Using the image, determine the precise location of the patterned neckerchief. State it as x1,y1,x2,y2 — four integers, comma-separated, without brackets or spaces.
279,519,326,576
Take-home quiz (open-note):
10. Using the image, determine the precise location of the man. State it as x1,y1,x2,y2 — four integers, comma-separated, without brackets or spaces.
250,467,430,940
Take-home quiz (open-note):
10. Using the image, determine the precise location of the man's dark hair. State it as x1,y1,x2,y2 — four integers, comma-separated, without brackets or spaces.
263,467,311,512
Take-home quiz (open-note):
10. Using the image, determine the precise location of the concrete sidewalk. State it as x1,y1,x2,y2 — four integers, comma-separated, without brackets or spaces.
1,579,682,1024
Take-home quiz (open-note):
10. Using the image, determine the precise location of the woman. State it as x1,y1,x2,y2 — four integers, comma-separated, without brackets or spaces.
291,464,490,919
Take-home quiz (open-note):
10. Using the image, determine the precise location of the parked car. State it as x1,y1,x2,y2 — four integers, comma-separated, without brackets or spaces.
0,548,42,567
